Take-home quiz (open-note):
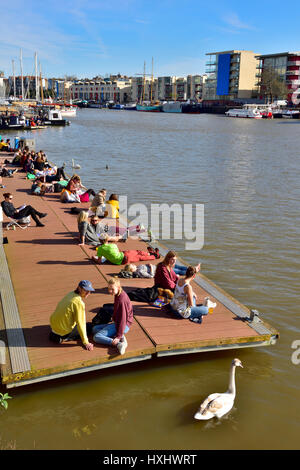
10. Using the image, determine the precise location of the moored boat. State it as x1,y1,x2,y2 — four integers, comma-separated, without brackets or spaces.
181,102,202,114
0,115,25,130
162,101,182,113
136,103,161,112
123,103,137,111
59,106,77,117
111,104,124,110
42,109,68,126
225,104,263,119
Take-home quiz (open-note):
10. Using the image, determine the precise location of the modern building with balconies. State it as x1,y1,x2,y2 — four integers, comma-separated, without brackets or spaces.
204,50,258,101
255,52,300,102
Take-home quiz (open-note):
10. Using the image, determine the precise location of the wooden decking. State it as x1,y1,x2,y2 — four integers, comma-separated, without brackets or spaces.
0,155,279,388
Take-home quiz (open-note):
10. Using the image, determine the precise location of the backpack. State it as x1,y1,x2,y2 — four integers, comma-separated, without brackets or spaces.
127,286,158,303
92,303,114,325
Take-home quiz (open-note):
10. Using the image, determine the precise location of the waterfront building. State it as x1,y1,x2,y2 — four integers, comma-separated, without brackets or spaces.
255,51,300,102
70,78,132,103
186,75,207,101
157,76,177,101
204,50,258,101
174,77,187,100
131,76,157,103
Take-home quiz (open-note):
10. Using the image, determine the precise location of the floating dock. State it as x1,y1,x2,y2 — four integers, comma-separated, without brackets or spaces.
0,155,279,388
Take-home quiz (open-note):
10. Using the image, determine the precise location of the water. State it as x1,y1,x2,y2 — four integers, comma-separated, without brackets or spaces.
1,110,299,450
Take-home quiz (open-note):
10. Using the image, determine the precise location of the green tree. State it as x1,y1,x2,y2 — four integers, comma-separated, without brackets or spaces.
260,66,289,102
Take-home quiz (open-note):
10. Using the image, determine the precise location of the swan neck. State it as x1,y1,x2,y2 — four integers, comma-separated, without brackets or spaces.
228,364,236,395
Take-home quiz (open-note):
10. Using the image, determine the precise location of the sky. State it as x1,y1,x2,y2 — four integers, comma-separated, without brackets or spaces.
1,0,300,79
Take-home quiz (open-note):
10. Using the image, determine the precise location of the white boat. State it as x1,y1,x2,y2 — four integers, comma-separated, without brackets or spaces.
281,110,300,119
225,104,263,119
162,101,182,113
59,106,77,117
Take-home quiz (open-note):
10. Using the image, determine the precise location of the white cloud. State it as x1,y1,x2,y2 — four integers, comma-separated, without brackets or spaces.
222,12,254,31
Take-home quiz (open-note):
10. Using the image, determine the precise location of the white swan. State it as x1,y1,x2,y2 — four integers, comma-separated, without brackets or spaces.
194,358,243,420
72,159,81,170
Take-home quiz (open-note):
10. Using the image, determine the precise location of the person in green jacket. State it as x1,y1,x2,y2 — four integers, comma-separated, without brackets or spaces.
92,234,159,265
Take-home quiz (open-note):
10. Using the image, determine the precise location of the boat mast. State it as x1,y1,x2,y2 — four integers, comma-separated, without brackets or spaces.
39,61,43,104
150,57,153,104
173,77,177,101
12,59,16,99
142,61,146,104
35,52,39,102
20,48,24,100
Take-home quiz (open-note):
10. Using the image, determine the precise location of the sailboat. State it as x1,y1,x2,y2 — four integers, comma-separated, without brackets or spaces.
136,59,161,112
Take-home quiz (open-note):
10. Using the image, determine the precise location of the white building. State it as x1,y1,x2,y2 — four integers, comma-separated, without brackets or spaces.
70,79,132,103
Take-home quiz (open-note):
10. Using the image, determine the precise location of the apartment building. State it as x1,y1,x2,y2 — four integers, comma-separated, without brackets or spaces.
131,76,158,102
204,50,258,100
70,78,132,103
187,75,207,101
255,51,300,102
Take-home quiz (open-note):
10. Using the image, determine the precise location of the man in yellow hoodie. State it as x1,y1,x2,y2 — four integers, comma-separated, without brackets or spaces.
49,280,94,350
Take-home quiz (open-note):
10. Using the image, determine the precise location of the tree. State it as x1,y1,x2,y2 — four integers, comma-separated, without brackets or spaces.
260,66,289,102
64,75,77,81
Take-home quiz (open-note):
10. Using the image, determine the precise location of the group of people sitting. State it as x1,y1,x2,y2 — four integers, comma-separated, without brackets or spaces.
49,251,217,356
0,138,12,151
0,143,217,358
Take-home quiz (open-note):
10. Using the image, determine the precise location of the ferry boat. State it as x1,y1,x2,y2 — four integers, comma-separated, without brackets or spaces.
225,104,263,119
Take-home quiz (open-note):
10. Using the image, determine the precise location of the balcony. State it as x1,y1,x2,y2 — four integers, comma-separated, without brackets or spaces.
286,79,300,85
286,69,300,75
287,60,300,66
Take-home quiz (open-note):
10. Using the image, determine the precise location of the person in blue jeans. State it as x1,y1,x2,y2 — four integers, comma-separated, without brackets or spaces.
93,278,133,355
170,266,217,323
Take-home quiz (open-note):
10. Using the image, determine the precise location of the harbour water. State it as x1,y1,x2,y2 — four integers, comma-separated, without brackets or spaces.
0,110,299,449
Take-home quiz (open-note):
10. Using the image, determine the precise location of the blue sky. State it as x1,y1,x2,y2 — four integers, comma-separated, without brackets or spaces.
1,0,300,79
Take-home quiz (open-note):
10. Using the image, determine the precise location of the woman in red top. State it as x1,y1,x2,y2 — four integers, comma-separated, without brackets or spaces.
154,250,201,291
92,278,133,355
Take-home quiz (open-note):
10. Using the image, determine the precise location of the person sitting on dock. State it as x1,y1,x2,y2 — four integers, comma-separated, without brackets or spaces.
0,163,18,178
90,190,106,217
92,278,133,355
0,139,9,151
49,280,94,350
77,212,122,246
1,192,48,227
169,266,216,323
154,250,201,291
104,193,119,219
60,174,96,203
92,234,159,265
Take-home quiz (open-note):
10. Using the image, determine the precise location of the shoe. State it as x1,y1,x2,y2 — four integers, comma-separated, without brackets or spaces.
117,336,127,355
204,297,217,310
189,316,202,324
39,213,47,218
36,222,45,227
122,229,129,241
